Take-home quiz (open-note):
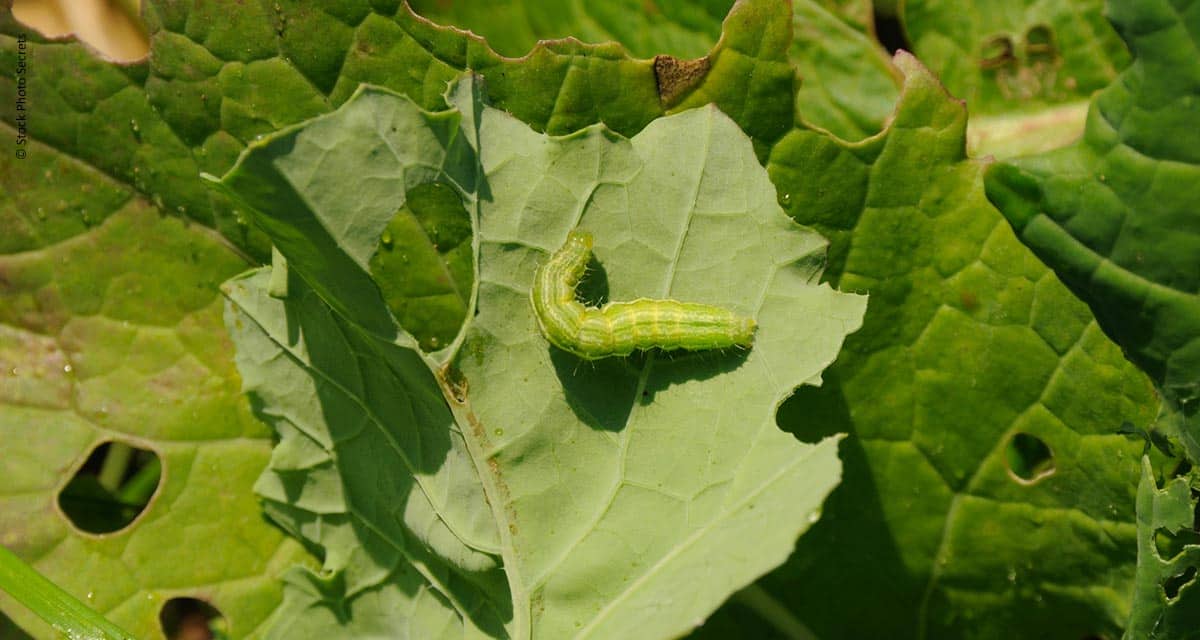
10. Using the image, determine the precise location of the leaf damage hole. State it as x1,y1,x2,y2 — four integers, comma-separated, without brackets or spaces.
58,441,161,534
872,6,910,54
1005,432,1055,484
1155,525,1200,562
1163,565,1198,602
1193,488,1200,533
0,608,34,639
980,35,1016,70
159,597,228,640
1024,24,1057,63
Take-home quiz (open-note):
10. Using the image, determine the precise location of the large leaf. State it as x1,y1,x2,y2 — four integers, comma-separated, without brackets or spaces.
0,132,309,636
985,0,1200,457
756,52,1161,639
219,78,866,638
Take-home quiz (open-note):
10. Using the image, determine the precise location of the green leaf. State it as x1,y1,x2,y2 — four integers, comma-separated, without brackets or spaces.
1125,457,1200,639
220,77,865,638
758,51,1160,638
984,0,1200,458
899,0,1131,157
0,139,310,636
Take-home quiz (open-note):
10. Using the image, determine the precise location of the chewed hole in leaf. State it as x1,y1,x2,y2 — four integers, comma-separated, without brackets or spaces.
159,597,228,640
370,182,473,352
1025,24,1057,61
1155,526,1200,562
1163,565,1199,601
1193,488,1200,532
1005,432,1055,484
0,609,34,639
58,441,161,534
980,35,1016,69
872,4,911,54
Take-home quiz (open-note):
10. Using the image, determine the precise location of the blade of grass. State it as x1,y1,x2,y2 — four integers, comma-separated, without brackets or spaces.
0,545,136,640
96,443,133,493
114,456,161,506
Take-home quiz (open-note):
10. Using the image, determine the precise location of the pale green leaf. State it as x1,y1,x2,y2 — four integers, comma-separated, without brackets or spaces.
219,77,865,639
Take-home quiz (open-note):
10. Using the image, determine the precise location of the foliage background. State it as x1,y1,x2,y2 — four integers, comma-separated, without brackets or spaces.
1,0,1197,638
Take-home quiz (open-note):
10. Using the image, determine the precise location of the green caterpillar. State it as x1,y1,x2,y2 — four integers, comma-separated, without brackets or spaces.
530,231,757,360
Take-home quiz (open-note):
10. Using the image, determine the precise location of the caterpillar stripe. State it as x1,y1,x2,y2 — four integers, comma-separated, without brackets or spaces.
530,231,756,360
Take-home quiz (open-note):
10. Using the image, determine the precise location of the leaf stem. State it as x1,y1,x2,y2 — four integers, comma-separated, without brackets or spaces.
0,545,137,640
733,584,819,640
96,443,134,493
115,456,161,505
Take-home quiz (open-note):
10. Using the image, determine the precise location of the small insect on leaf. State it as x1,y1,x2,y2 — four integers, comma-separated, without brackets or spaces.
530,231,756,360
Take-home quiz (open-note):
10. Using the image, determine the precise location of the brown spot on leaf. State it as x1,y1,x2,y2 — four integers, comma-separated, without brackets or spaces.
439,363,469,403
654,55,711,106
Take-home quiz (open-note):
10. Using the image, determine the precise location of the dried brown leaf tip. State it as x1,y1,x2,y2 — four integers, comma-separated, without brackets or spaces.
654,55,711,106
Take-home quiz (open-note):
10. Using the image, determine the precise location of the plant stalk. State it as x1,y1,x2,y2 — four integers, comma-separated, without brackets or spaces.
0,545,136,640
734,584,819,640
